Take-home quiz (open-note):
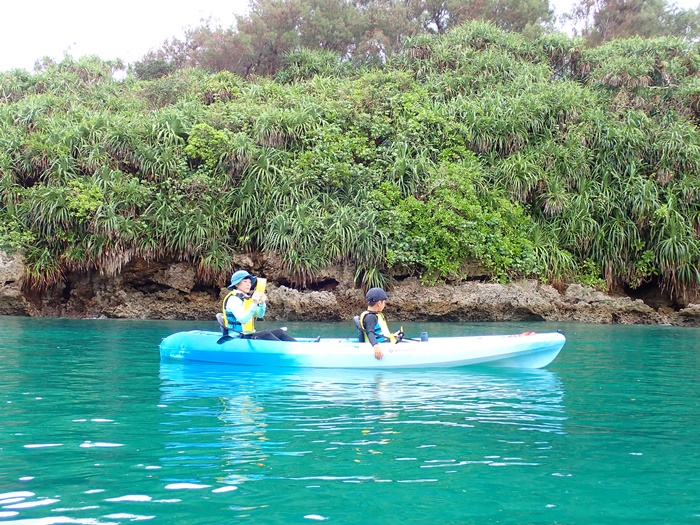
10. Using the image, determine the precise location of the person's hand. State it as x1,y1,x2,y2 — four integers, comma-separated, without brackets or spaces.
394,330,404,342
374,344,383,360
251,291,267,304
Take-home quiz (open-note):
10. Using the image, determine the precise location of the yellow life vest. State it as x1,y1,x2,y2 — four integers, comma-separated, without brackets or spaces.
222,291,256,334
359,310,396,344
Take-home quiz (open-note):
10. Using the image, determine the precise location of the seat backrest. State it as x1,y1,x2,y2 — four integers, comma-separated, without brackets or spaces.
353,315,364,342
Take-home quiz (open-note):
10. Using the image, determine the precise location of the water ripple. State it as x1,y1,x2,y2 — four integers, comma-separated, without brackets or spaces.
6,319,698,524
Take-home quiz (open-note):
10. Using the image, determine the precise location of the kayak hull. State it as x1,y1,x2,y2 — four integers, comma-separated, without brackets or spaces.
159,330,566,369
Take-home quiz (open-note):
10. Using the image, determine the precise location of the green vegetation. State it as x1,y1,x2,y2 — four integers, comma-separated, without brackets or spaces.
2,22,700,304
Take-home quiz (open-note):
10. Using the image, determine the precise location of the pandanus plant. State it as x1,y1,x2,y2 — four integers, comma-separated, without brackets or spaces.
3,25,700,304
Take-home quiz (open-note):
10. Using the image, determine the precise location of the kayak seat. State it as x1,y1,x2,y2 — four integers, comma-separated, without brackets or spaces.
216,313,228,337
353,315,364,343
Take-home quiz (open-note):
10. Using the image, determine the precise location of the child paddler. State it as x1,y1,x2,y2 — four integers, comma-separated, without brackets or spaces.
357,287,403,360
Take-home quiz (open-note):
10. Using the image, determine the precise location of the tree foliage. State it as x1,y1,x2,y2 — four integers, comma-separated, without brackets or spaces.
134,0,553,77
565,0,700,44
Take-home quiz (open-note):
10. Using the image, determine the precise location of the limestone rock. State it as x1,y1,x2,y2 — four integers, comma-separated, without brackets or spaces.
153,263,196,293
672,303,700,326
267,285,345,321
0,250,29,315
2,252,699,327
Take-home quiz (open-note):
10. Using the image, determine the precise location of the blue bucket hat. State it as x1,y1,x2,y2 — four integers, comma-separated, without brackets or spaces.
228,270,257,289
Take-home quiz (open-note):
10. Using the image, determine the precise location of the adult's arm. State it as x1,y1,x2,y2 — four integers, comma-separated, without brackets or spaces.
225,295,261,324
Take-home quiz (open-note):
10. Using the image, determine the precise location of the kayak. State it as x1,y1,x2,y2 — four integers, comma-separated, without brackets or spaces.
159,330,566,369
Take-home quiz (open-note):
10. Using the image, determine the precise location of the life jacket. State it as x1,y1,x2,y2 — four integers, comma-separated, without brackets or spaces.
358,310,396,344
222,290,256,334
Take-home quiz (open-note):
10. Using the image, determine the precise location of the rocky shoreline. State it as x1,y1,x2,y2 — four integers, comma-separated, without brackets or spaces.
2,250,699,326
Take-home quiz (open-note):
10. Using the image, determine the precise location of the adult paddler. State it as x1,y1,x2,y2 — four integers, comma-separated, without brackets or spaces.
222,270,266,336
221,269,295,341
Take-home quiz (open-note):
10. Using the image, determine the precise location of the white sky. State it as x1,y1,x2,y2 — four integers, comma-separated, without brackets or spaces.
0,0,250,72
1,0,699,73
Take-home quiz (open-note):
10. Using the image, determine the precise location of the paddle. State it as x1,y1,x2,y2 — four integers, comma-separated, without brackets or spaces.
395,326,425,342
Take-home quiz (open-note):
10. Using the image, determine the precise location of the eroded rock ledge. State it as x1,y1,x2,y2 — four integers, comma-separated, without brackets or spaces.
1,251,699,326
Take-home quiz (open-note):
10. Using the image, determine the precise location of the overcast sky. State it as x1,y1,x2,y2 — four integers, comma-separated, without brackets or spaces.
1,0,699,73
0,0,249,72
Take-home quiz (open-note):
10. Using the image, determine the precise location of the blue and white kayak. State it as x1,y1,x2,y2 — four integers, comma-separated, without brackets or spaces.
159,330,566,369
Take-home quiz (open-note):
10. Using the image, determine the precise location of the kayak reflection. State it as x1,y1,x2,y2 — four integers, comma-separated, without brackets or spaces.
159,362,566,430
158,363,567,488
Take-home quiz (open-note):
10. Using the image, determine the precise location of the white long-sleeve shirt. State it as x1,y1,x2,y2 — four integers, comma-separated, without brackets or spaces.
224,294,266,328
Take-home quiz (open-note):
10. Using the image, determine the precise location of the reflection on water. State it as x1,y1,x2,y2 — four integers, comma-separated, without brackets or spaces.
159,362,565,408
158,363,567,490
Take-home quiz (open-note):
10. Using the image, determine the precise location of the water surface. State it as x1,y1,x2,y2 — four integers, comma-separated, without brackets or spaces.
1,317,698,524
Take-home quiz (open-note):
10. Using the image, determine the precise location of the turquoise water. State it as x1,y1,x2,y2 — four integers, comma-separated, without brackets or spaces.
1,316,699,524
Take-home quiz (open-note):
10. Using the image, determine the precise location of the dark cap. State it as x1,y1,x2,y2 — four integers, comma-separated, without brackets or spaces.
366,287,388,304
